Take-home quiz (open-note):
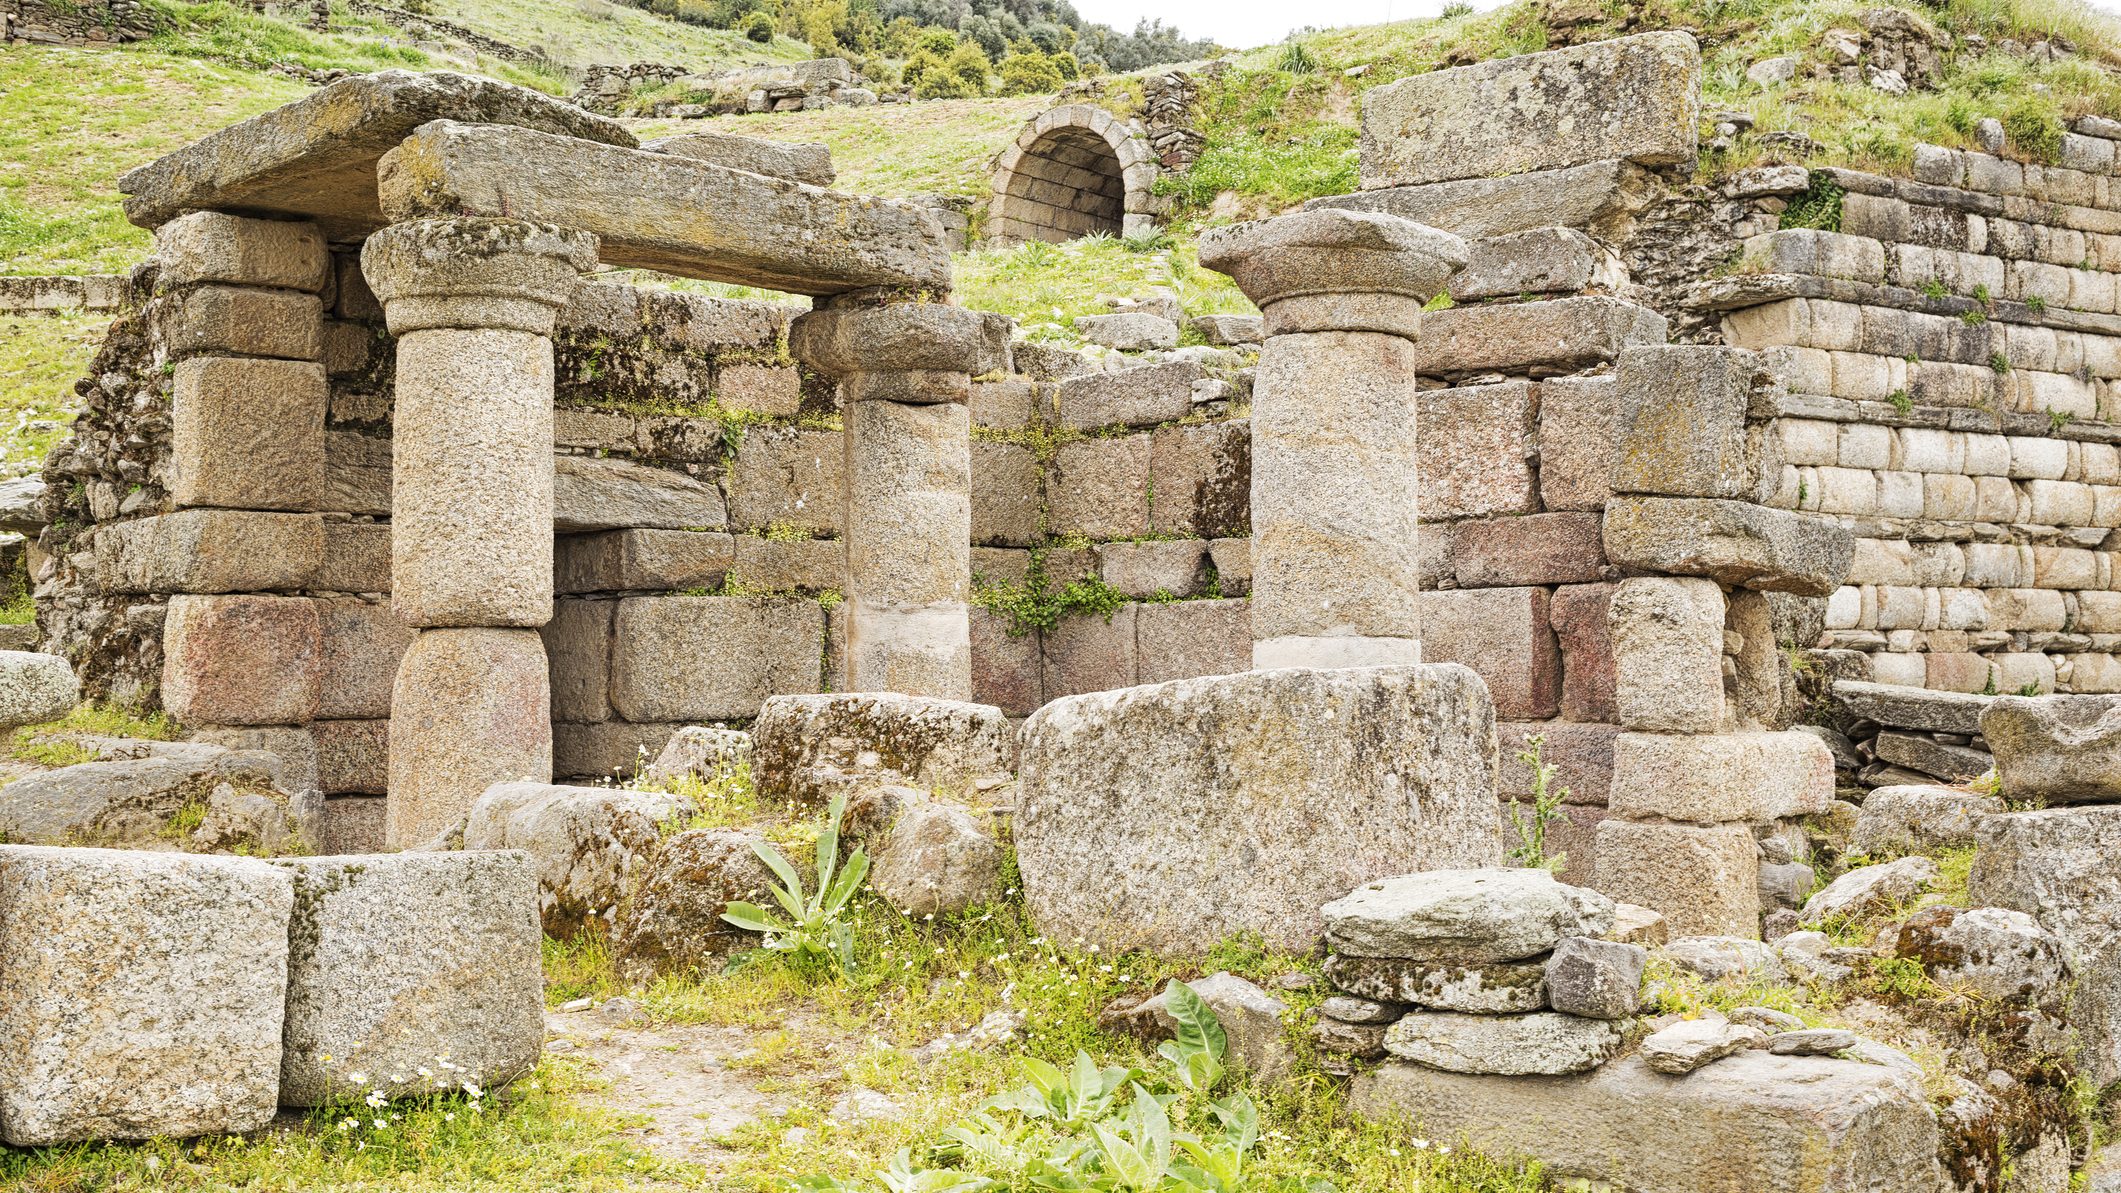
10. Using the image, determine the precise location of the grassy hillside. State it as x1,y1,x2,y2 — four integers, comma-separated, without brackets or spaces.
423,0,816,69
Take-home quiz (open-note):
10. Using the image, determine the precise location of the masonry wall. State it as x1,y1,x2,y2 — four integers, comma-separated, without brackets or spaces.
1711,127,2121,698
2,0,160,44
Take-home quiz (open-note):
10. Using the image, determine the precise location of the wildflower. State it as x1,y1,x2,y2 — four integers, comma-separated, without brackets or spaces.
348,1072,368,1085
372,1118,387,1130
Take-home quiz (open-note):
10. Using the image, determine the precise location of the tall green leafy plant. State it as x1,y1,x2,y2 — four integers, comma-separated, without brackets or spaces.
720,792,868,973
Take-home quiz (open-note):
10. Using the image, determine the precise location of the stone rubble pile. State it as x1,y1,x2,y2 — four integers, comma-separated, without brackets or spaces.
0,845,542,1145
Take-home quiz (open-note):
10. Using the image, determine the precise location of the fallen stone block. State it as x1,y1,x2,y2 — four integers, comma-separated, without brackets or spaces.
1358,32,1700,188
1073,312,1178,352
641,726,754,786
274,851,544,1106
753,692,1016,804
1852,785,2002,854
1981,694,2121,804
1663,935,1789,984
611,828,773,982
0,650,75,730
1350,1052,1941,1193
1802,856,1938,926
644,129,834,186
1894,905,2067,1006
1602,496,1854,597
1017,665,1500,955
1969,806,2121,1084
1642,1013,1768,1074
0,846,293,1144
1323,867,1613,962
867,796,1004,917
462,781,693,936
1309,159,1662,241
0,746,299,849
1832,679,1990,735
1544,936,1646,1019
1383,1011,1625,1076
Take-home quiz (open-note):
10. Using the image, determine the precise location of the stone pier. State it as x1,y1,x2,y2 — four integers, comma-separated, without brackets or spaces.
1200,209,1467,669
362,218,597,846
789,302,1005,699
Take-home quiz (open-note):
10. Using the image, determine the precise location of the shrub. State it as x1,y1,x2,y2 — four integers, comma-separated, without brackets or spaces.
946,39,992,90
998,48,1063,96
742,10,774,42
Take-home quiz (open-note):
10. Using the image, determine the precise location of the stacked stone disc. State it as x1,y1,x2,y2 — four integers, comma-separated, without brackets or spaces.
1312,868,1648,1077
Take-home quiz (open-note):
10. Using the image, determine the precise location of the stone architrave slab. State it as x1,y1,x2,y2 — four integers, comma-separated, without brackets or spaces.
275,851,544,1107
1602,496,1854,597
1016,665,1501,956
1358,32,1701,188
118,69,637,240
1351,1053,1940,1193
644,130,834,186
378,121,952,296
0,846,293,1145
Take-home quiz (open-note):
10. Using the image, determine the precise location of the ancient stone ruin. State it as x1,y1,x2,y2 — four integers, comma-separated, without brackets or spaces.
10,26,2121,1192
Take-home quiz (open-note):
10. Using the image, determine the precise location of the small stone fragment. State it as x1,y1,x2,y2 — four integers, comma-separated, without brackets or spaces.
1768,1028,1858,1056
1801,856,1938,926
1641,1015,1767,1075
1544,936,1647,1020
1383,1011,1626,1076
1323,868,1615,963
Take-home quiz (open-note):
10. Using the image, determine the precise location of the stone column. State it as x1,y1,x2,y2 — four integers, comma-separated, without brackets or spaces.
789,301,1005,699
1199,209,1467,670
361,218,598,847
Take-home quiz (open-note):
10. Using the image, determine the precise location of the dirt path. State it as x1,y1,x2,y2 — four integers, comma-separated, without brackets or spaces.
543,1003,793,1172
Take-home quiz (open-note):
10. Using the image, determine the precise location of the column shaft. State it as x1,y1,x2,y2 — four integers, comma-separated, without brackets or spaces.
842,399,972,697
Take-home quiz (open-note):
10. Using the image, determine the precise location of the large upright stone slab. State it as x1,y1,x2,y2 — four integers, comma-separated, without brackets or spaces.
274,851,544,1106
1358,32,1701,189
1969,807,2121,1085
1016,665,1501,955
1351,1053,1941,1193
0,847,293,1145
118,70,636,240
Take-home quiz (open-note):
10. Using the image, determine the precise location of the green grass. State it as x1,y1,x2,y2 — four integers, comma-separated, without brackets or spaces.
642,94,1052,200
952,237,1253,341
0,1057,697,1191
8,702,180,768
424,0,815,69
0,314,110,473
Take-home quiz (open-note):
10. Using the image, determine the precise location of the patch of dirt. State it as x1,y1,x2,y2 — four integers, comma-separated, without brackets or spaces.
543,1005,793,1170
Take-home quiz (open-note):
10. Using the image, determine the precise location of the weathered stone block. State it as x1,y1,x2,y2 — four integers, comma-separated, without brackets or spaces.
972,438,1041,547
644,129,834,186
1383,1011,1624,1075
319,520,390,593
1017,665,1501,955
0,846,292,1145
165,284,323,360
1610,577,1726,734
1324,867,1612,961
1056,360,1198,428
1098,540,1209,598
387,627,551,848
731,536,841,592
608,595,823,722
1136,599,1251,685
1448,227,1610,301
1416,382,1537,519
1351,1053,1940,1193
1416,297,1667,377
316,598,414,721
541,597,613,724
1359,32,1700,188
1149,419,1249,539
556,528,734,594
1419,587,1560,720
1603,496,1854,597
1539,376,1619,512
1042,603,1139,699
314,719,388,795
153,211,330,291
552,720,687,780
1854,784,2003,854
0,651,77,731
171,356,326,511
726,426,843,535
1609,730,1834,823
611,828,774,980
1047,434,1150,539
320,794,386,851
970,606,1042,716
463,782,687,935
553,453,725,534
754,692,1016,803
95,510,324,595
163,594,321,726
1592,819,1761,938
1969,806,2121,1084
1981,694,2121,804
1453,512,1607,587
1547,584,1617,724
1612,345,1780,503
274,851,543,1106
1311,159,1661,241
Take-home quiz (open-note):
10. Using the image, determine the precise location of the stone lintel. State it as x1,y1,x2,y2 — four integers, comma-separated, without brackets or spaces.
379,121,953,297
117,70,635,240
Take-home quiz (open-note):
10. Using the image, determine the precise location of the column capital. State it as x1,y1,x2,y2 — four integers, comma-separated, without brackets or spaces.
1199,208,1465,338
789,301,1008,402
361,218,597,336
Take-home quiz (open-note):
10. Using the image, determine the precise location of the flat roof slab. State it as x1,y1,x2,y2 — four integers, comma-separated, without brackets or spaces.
117,70,636,241
379,121,951,297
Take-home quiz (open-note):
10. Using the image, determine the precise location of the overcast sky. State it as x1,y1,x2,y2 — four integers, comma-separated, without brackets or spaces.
1076,0,2121,51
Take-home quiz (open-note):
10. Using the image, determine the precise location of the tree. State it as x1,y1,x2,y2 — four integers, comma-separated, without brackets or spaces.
743,9,776,40
997,46,1062,95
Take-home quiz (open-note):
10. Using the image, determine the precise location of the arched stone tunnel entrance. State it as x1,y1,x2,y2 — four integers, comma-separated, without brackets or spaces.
987,104,1160,244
